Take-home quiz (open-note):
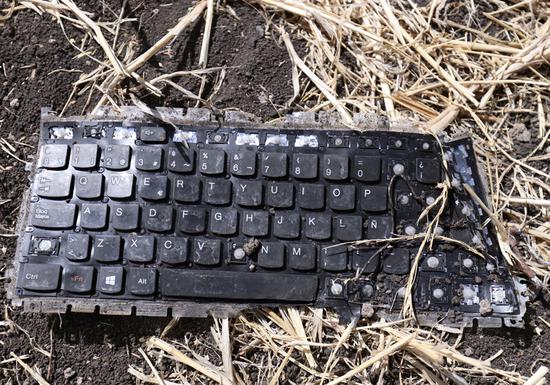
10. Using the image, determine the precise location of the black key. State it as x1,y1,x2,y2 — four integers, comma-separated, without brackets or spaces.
128,268,156,295
352,249,380,273
334,215,363,241
65,234,90,261
30,202,76,229
158,237,188,265
39,144,68,169
416,158,441,184
93,235,121,262
104,145,130,170
353,156,381,182
304,214,331,240
193,239,221,265
80,203,108,230
210,208,238,235
267,182,293,208
75,174,103,199
322,154,348,180
159,269,318,301
199,149,225,175
173,176,200,203
204,179,231,205
360,186,387,212
98,266,124,294
20,263,61,291
112,204,140,231
292,154,318,179
140,126,166,142
168,146,194,173
288,244,316,271
144,205,173,232
383,248,410,274
62,265,94,293
138,175,168,200
135,147,162,171
242,211,269,237
124,236,155,263
34,171,72,198
106,174,134,199
258,243,284,268
178,207,206,234
72,144,99,169
261,153,287,177
366,215,394,239
273,213,300,239
298,184,324,210
231,151,256,176
329,185,355,211
235,181,262,207
321,244,348,272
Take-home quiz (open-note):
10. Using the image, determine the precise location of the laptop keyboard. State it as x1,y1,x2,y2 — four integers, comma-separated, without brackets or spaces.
8,109,526,327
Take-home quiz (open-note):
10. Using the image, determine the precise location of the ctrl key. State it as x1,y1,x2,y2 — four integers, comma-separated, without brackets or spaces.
20,263,61,291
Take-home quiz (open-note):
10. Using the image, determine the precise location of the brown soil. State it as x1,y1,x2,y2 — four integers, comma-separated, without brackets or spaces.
0,1,548,384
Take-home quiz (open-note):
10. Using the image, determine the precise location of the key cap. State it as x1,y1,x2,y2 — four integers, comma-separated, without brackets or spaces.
199,149,225,175
262,153,287,177
75,174,103,199
65,234,90,261
135,147,162,171
104,145,130,170
292,154,318,179
242,211,269,237
304,214,331,240
334,215,363,241
20,263,61,291
72,144,99,169
384,248,410,274
329,185,355,211
140,126,166,142
80,203,108,230
321,244,348,272
138,175,168,200
258,243,285,268
93,235,121,262
159,269,318,301
128,268,156,295
98,266,124,294
168,146,194,173
288,244,316,270
273,213,300,239
111,203,140,231
173,176,200,203
30,202,76,229
62,265,94,293
298,184,324,210
34,171,72,198
125,236,155,263
210,208,238,235
416,158,441,184
366,215,393,239
231,151,256,176
267,182,293,208
352,249,379,273
39,144,68,169
353,156,381,182
204,179,232,205
360,186,387,212
178,207,206,234
193,239,221,265
322,154,348,180
235,181,262,207
158,237,188,265
144,205,173,232
107,174,134,199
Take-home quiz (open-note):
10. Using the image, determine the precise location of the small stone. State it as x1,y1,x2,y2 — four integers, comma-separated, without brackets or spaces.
64,367,76,380
9,98,19,109
479,299,493,316
464,347,474,356
242,238,261,255
76,377,83,385
474,276,483,284
361,304,375,318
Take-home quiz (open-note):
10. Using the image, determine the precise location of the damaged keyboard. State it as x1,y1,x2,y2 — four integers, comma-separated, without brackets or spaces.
8,108,527,327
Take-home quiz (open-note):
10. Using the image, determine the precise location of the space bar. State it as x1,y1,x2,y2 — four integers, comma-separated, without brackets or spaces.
159,269,318,302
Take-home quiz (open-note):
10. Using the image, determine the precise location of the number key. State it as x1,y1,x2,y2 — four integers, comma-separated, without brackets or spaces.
353,156,380,182
199,149,225,175
136,147,162,171
231,151,256,176
292,154,318,179
168,146,194,173
322,154,348,180
262,153,287,177
104,145,130,170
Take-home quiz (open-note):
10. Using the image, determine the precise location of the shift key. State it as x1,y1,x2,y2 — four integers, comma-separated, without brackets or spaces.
20,263,61,291
30,202,76,229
